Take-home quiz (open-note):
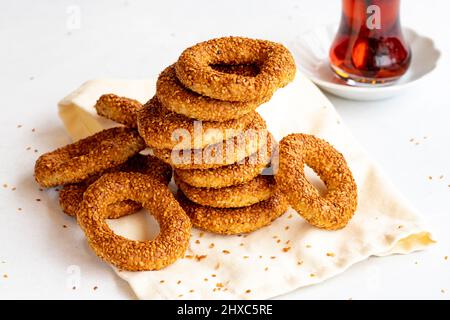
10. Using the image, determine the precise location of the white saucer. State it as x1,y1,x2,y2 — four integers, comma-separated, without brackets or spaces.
291,24,441,101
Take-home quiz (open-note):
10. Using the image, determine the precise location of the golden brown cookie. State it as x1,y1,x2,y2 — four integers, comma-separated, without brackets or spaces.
137,96,256,150
59,154,172,218
157,64,271,121
176,36,296,102
35,127,145,188
152,114,268,169
77,172,191,271
175,174,275,208
276,133,358,230
177,190,288,235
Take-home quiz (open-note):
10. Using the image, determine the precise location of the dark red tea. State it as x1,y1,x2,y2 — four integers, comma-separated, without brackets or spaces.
329,0,411,85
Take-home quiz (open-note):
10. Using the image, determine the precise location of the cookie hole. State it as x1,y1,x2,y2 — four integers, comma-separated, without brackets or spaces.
211,63,260,77
106,209,160,241
304,165,327,196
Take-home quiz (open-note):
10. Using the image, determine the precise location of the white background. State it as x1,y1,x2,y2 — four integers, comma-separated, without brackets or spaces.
0,0,449,299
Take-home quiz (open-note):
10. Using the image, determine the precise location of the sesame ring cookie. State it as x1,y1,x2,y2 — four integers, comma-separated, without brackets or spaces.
276,134,358,230
173,134,276,188
156,64,271,121
176,190,288,235
175,174,275,208
152,115,268,170
94,94,143,128
35,127,145,188
59,154,172,218
77,172,191,271
175,36,296,102
137,96,256,150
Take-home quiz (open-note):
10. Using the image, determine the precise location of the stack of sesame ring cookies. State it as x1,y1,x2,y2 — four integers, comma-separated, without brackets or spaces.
136,36,296,235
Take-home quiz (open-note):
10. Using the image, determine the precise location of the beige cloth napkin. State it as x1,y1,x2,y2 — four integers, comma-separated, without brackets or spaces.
58,74,435,299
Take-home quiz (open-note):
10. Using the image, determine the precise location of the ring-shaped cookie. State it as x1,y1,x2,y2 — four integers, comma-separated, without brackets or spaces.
173,134,275,188
175,36,296,102
77,172,191,271
152,115,268,170
275,134,358,230
175,174,275,208
59,154,172,218
156,64,271,121
137,97,256,150
94,94,143,128
35,127,145,188
177,190,288,235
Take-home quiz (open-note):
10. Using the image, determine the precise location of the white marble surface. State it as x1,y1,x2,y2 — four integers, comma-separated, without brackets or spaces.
0,0,449,299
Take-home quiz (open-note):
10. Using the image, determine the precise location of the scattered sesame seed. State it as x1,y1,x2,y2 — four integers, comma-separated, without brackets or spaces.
62,225,67,228
195,255,207,262
214,263,220,270
428,176,433,180
445,256,448,260
310,273,316,277
209,243,215,249
264,267,269,271
26,147,31,151
36,198,41,202
239,243,244,247
184,255,193,259
34,149,38,153
195,239,200,244
285,226,290,230
3,274,8,279
72,286,76,290
160,280,165,284
222,250,230,254
276,239,281,243
93,286,98,291
297,261,303,266
32,128,36,132
3,184,8,188
287,214,293,219
17,125,22,128
282,247,291,252
326,252,335,257
414,261,418,265
397,225,404,229
259,255,263,259
178,294,183,298
11,187,16,191
409,138,414,142
306,244,312,248
17,208,22,212
189,289,195,293
203,278,208,282
216,283,224,288
270,256,276,259
245,289,251,294
199,232,204,238
211,274,216,277
439,175,444,179
177,280,181,285
243,256,249,259
441,289,445,294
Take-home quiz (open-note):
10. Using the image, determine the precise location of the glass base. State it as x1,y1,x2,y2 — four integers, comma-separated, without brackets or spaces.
331,65,400,87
